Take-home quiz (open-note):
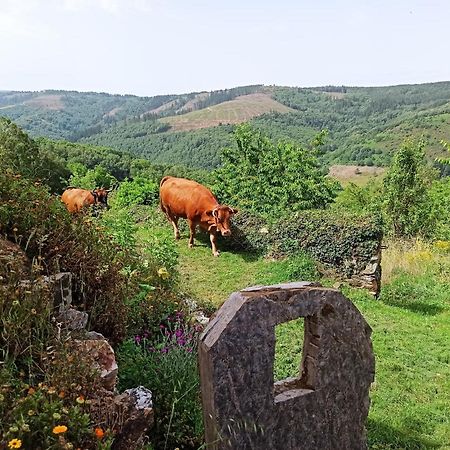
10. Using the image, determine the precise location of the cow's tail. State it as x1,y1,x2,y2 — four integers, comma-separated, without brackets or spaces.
160,176,171,189
159,176,171,216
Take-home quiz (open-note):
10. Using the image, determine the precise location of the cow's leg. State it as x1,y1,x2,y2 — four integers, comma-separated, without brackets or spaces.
171,217,180,240
188,220,196,248
210,232,220,257
166,211,180,240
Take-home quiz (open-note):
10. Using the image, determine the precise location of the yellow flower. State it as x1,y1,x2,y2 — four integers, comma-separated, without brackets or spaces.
47,387,56,394
31,308,37,315
75,395,85,404
8,439,22,449
28,409,35,416
157,267,170,280
53,425,68,434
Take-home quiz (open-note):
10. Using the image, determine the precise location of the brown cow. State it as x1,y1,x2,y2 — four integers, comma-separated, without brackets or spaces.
61,187,110,213
159,176,237,256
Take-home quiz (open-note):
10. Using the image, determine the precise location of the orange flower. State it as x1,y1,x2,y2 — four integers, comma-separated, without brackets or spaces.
75,395,85,404
58,391,65,398
53,425,68,434
27,387,36,395
94,427,105,439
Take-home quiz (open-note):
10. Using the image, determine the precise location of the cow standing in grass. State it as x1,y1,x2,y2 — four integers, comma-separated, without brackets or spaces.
61,187,110,213
159,176,237,257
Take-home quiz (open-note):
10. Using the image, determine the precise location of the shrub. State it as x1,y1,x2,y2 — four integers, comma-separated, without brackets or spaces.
220,208,382,280
0,117,68,192
271,210,382,278
113,177,159,208
0,172,133,344
117,313,204,450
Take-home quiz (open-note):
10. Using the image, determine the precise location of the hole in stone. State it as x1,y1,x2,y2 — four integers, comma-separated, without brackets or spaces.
274,315,319,403
274,317,304,382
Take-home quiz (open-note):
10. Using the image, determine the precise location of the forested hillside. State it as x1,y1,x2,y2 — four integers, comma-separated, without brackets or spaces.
1,82,449,169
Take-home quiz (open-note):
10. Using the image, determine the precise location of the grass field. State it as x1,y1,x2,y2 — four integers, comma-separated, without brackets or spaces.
138,213,450,449
159,93,293,132
328,164,386,186
164,218,450,449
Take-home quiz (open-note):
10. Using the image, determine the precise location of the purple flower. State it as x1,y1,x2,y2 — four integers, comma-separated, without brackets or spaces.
159,324,165,329
161,347,169,354
175,329,183,338
134,335,141,345
177,338,186,346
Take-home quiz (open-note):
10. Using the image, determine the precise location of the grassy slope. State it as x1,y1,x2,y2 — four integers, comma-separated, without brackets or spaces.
162,223,450,449
160,93,293,132
328,164,387,186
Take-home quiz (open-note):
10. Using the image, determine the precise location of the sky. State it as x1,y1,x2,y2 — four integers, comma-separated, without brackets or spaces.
1,0,449,97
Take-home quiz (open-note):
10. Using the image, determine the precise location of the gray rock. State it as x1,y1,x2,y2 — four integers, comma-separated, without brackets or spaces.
111,387,154,450
199,282,375,450
57,307,88,330
75,337,118,391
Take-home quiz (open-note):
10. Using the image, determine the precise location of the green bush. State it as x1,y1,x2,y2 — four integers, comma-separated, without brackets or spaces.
221,208,382,280
117,314,204,450
0,172,133,344
0,117,69,192
272,210,382,277
113,177,159,208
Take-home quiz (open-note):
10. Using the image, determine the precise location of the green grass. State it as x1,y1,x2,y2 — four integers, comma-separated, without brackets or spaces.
140,215,450,449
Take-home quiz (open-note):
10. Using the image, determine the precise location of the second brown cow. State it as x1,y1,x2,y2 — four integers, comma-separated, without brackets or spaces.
159,176,237,256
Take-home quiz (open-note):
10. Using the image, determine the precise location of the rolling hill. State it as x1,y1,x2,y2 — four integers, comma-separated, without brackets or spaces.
160,93,293,131
1,82,449,169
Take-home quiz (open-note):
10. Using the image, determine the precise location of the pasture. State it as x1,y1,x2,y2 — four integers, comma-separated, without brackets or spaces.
139,214,450,449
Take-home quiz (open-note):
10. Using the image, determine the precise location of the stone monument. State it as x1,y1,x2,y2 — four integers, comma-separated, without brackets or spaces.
199,282,375,450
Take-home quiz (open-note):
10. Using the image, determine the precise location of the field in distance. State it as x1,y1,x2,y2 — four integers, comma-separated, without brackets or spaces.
160,93,293,132
328,165,386,186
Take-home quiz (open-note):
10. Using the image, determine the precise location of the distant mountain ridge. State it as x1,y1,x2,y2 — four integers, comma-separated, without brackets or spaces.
1,82,449,169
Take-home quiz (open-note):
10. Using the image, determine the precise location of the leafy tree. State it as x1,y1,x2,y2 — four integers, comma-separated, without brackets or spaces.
0,117,69,191
68,164,117,190
0,117,41,179
383,140,436,236
214,124,339,216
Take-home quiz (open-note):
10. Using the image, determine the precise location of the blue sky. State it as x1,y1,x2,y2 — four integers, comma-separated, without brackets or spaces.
1,0,449,96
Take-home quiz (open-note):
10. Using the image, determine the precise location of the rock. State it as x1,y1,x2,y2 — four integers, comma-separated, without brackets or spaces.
199,282,375,450
111,386,154,450
57,308,88,330
46,272,73,311
76,337,118,391
0,237,30,282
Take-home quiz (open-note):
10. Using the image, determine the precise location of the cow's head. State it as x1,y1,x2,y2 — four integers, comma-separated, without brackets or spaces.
206,206,238,236
92,187,112,209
